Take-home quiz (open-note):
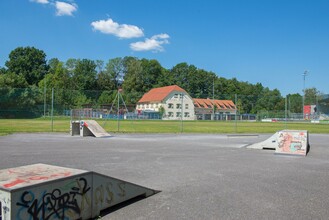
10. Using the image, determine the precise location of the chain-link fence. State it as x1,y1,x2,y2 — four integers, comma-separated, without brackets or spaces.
1,87,328,133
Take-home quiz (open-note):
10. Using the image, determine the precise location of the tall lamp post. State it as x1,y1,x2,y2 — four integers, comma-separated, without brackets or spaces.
212,77,215,120
302,70,308,120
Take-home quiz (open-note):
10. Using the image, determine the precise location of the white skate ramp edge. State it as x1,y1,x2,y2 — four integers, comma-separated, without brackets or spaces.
83,120,111,138
247,132,278,150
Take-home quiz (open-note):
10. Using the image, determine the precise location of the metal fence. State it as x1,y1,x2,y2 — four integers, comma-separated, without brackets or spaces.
1,87,328,132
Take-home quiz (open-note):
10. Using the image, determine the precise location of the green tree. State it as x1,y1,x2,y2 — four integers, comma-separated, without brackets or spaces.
98,91,117,105
97,58,119,91
304,87,319,105
0,67,6,75
287,93,302,113
139,58,164,91
254,88,284,112
158,106,165,118
169,62,190,89
188,69,216,98
0,72,28,88
122,57,144,104
5,47,49,85
71,59,97,91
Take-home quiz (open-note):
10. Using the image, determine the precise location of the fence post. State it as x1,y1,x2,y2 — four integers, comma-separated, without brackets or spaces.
44,77,46,117
285,95,287,129
117,90,120,132
51,88,54,132
235,94,237,133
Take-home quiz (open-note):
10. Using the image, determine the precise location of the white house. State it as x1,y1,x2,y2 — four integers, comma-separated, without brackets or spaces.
136,85,195,120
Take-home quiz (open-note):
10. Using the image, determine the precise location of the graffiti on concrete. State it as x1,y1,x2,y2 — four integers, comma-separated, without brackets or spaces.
93,182,126,207
0,190,10,220
1,164,72,189
277,131,307,155
16,177,90,220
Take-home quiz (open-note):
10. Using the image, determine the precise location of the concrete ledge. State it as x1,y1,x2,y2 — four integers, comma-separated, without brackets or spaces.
0,164,157,220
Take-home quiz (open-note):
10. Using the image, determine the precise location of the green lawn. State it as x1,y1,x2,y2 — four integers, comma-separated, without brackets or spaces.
0,118,328,136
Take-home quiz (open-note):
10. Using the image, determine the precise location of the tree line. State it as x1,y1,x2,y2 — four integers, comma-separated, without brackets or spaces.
0,46,321,117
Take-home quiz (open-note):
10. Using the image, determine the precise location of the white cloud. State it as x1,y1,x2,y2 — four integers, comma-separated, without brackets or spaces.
55,1,78,16
130,34,170,52
30,0,49,4
91,18,144,39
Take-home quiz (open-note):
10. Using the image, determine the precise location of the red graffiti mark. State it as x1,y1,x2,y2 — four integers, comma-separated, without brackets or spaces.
3,178,26,188
2,172,72,188
28,176,49,181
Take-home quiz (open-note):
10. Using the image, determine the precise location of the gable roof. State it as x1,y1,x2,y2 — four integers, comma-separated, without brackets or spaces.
193,98,236,110
138,85,187,103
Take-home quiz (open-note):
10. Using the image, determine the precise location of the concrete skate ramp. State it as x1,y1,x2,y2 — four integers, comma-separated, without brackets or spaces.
0,164,158,220
83,120,110,138
247,132,278,150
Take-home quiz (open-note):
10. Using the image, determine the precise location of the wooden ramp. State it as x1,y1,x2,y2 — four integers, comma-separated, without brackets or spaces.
0,164,158,220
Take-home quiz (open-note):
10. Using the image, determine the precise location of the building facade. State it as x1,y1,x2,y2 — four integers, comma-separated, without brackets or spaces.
136,85,195,120
136,85,236,120
193,98,236,120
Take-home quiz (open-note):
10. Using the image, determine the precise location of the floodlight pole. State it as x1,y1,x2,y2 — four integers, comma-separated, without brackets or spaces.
181,93,184,133
302,70,308,120
212,77,215,120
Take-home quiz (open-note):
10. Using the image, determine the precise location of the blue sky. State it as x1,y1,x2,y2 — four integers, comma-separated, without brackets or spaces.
1,0,328,95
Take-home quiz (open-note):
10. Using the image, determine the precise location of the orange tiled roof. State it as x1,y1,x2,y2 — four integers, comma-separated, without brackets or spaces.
193,98,236,110
138,85,187,103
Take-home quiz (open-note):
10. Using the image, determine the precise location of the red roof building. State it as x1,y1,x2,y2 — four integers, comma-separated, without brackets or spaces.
136,85,236,120
137,85,187,103
136,85,195,120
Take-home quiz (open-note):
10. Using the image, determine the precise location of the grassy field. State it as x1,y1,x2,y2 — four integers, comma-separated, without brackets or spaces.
0,117,328,136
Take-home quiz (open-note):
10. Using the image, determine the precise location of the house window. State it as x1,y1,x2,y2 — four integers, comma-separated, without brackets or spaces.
168,112,174,117
184,112,190,117
168,103,174,109
185,104,189,109
174,94,178,98
176,112,182,117
176,104,181,109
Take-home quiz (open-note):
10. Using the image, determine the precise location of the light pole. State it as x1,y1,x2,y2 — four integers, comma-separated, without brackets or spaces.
180,93,184,133
302,70,308,120
212,77,215,120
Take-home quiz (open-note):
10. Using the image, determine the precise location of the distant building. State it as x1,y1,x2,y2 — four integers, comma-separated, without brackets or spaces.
136,85,195,120
193,98,236,120
136,85,236,120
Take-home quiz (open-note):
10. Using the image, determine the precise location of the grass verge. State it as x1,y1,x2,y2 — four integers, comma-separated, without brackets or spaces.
0,118,328,135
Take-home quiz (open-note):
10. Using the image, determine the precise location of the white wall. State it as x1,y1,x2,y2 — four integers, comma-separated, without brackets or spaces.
162,92,195,120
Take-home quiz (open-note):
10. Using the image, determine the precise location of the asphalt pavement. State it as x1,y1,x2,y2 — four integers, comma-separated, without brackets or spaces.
1,133,329,220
